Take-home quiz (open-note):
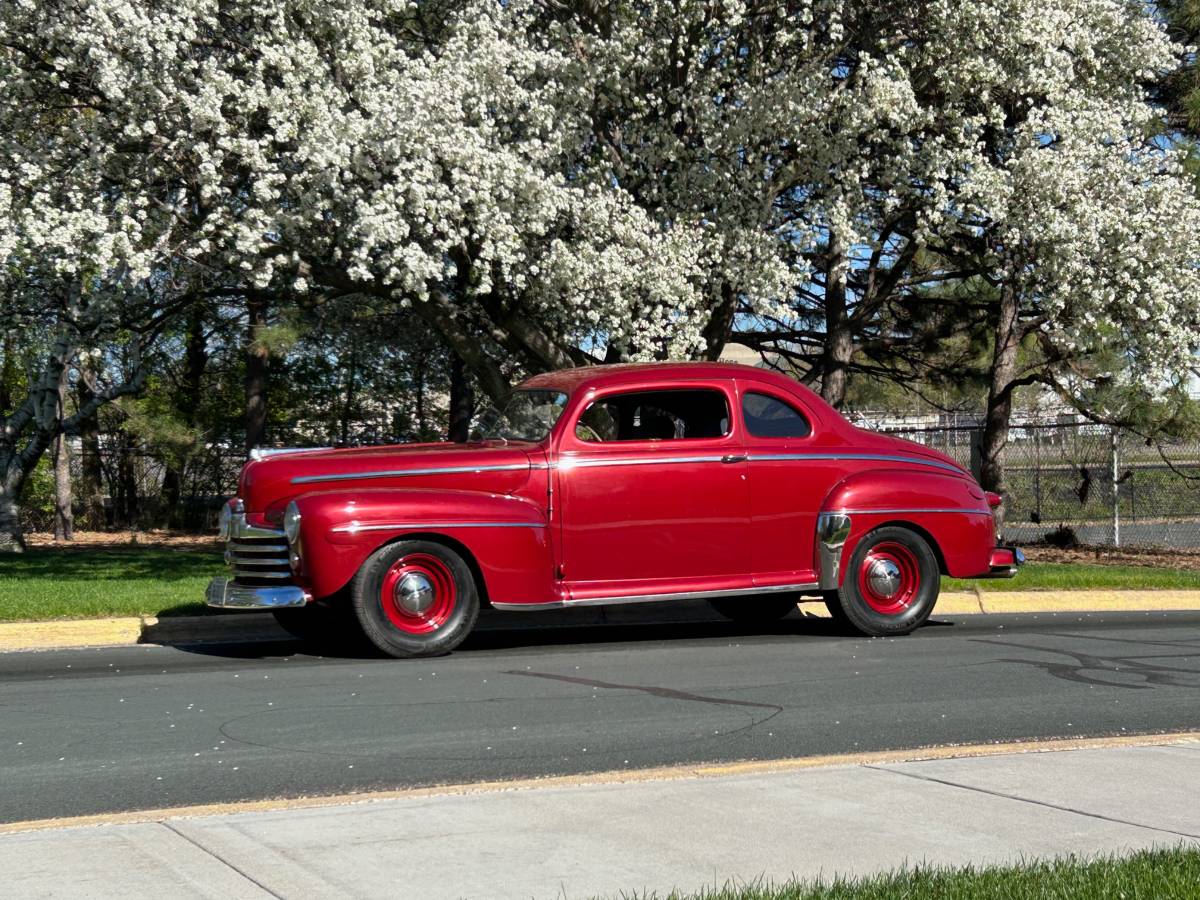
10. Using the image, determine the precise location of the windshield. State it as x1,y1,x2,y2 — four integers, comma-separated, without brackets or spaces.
478,389,569,443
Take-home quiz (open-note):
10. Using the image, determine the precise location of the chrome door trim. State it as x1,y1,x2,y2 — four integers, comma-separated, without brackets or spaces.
560,454,728,469
750,453,965,474
330,521,547,534
832,507,992,516
491,581,818,611
291,463,530,485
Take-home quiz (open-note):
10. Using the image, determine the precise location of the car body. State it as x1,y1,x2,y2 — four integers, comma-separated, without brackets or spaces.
207,362,1021,656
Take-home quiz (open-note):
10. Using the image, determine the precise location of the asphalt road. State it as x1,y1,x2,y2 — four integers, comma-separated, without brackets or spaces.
3,609,1199,824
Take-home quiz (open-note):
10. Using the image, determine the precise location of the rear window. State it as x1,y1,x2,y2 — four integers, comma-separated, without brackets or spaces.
742,392,811,438
576,389,730,442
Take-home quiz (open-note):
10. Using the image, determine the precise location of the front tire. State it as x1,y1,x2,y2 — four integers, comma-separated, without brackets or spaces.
351,540,480,659
830,526,940,637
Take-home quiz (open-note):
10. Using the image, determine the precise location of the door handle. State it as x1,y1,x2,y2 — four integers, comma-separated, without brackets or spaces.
721,454,748,464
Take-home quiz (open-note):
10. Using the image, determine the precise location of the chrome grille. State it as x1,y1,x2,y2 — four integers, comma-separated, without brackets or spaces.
227,535,292,583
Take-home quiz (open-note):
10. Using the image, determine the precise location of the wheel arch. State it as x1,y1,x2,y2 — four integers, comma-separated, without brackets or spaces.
366,530,493,608
872,519,949,576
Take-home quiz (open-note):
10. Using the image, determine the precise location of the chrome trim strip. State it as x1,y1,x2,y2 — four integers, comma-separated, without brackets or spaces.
228,541,290,553
750,453,965,474
330,521,547,534
231,569,293,579
250,446,332,461
230,557,292,567
833,507,992,516
565,455,728,469
491,582,818,611
292,463,530,485
206,577,309,609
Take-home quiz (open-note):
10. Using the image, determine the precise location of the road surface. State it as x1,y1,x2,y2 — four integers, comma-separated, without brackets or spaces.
3,609,1199,824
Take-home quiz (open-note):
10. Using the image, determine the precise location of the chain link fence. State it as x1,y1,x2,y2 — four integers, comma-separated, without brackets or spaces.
881,422,1200,549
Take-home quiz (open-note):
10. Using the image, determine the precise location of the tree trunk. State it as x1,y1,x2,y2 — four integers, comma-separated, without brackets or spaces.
116,431,139,531
51,363,73,540
244,296,269,454
820,232,853,408
163,304,210,528
75,358,106,530
0,476,24,552
980,279,1021,529
701,283,738,361
340,339,357,446
447,352,474,443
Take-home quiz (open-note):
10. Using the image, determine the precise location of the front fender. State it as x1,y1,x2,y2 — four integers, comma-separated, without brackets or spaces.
291,488,553,603
817,469,995,587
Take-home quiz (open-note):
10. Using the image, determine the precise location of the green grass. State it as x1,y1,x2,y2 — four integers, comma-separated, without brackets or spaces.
0,546,224,621
947,561,1200,592
636,847,1200,899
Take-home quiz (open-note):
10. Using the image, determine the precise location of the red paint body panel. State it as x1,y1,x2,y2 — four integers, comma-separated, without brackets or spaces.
224,362,1010,610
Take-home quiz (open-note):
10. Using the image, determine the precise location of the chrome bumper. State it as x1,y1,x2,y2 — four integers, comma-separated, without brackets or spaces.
206,577,309,609
974,546,1026,579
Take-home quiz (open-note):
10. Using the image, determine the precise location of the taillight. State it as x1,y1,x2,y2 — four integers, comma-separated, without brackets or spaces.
985,491,1003,509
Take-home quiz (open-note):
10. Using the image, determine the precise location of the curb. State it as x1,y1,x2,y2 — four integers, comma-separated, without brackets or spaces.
1,590,1198,653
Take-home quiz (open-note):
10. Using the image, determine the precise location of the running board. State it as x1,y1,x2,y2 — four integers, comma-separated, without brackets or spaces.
491,582,820,612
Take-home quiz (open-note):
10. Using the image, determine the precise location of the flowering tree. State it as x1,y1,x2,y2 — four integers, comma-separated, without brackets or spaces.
4,0,1200,545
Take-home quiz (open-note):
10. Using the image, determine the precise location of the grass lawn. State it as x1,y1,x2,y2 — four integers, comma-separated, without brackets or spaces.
947,561,1200,592
0,546,224,621
2,545,1200,622
649,846,1200,899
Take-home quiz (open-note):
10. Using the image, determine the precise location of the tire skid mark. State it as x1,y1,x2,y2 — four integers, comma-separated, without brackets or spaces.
504,669,783,713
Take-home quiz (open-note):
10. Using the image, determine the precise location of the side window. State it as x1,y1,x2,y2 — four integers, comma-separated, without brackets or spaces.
742,392,811,439
576,389,730,442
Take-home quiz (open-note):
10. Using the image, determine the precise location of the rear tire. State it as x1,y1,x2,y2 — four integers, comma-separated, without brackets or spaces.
830,526,940,637
708,595,798,622
352,540,480,659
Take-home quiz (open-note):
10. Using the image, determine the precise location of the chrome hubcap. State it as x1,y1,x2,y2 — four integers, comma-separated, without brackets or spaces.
866,559,902,599
394,573,435,615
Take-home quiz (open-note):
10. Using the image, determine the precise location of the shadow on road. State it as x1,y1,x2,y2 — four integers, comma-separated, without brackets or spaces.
172,611,957,662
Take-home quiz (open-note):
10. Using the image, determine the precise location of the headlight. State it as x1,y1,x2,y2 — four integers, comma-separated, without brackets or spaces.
218,501,233,539
284,501,302,546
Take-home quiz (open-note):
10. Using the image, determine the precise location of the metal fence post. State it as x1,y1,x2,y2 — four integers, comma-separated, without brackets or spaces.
1111,426,1120,548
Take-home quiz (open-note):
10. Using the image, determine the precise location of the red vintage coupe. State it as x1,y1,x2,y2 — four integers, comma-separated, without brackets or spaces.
207,362,1021,657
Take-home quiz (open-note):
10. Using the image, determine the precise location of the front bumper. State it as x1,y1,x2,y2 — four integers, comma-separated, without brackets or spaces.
206,577,310,609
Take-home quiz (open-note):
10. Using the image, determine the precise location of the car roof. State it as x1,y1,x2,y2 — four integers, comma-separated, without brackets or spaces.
519,361,820,401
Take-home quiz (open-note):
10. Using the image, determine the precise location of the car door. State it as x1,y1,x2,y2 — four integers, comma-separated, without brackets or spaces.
555,381,751,602
737,382,829,587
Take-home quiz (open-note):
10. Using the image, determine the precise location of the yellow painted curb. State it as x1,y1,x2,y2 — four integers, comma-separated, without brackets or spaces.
935,590,1200,615
0,617,145,652
2,730,1197,836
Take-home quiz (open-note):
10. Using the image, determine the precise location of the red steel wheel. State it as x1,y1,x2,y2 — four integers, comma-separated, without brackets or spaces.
380,552,458,635
352,540,480,658
831,526,941,637
855,541,921,615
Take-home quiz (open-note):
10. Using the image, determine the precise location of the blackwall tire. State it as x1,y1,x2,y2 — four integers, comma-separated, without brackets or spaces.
708,595,799,622
351,540,480,659
831,526,940,637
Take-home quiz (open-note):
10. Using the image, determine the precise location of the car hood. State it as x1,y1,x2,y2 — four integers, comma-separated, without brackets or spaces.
238,441,539,519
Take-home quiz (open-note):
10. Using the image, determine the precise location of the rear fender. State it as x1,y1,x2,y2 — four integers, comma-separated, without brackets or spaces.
816,469,995,588
291,488,553,603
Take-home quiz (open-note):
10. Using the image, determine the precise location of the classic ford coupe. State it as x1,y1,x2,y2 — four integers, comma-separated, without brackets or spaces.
207,362,1021,657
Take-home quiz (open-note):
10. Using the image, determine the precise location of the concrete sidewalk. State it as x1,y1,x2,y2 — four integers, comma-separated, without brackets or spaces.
4,739,1198,899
